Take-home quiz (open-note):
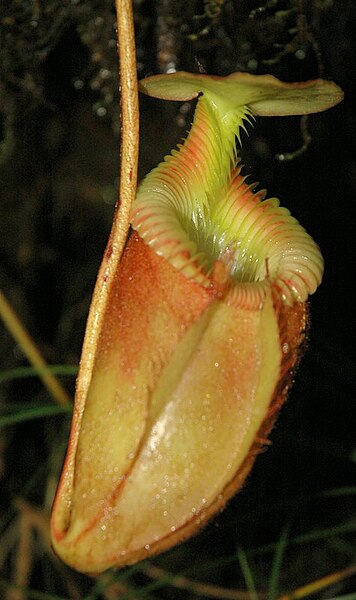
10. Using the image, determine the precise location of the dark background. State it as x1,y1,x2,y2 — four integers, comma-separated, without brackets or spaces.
0,1,355,598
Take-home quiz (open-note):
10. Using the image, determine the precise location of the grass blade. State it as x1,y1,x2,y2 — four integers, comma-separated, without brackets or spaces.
237,546,259,600
0,403,72,427
0,365,78,384
268,522,291,600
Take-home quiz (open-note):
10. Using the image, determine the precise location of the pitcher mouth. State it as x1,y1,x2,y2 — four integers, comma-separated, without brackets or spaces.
129,70,343,308
131,155,323,309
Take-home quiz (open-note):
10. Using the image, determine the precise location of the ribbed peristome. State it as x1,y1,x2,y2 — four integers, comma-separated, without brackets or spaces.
131,92,323,307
